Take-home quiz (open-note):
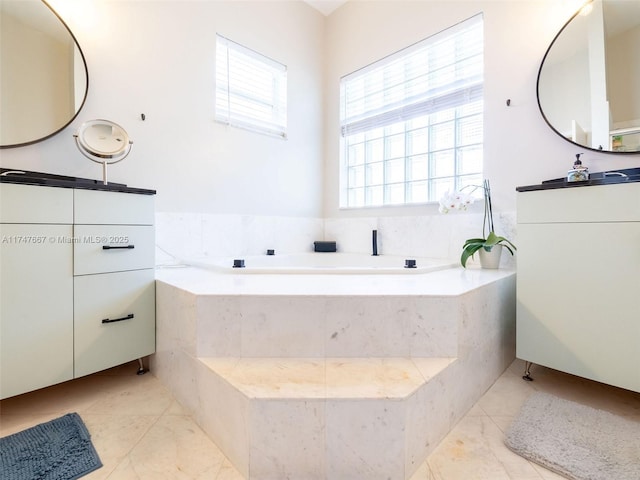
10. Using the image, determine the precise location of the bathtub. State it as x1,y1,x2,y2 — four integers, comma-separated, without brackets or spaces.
183,252,456,274
154,255,516,479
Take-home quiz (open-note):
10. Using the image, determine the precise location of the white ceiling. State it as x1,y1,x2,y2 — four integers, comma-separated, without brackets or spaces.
303,0,348,16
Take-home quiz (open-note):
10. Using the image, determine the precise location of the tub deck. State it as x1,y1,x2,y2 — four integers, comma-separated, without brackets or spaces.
155,263,509,296
153,266,516,479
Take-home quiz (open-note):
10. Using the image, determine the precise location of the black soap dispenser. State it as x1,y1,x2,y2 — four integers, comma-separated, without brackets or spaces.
567,153,589,182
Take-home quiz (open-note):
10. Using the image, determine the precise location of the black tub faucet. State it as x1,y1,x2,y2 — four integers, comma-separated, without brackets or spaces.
372,229,379,256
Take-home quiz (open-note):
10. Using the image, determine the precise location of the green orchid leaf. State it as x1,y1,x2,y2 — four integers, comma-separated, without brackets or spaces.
460,243,483,267
484,231,500,246
499,237,517,251
463,237,486,247
460,248,474,268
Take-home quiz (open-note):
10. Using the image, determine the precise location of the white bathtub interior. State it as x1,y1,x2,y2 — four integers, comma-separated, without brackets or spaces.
183,252,458,274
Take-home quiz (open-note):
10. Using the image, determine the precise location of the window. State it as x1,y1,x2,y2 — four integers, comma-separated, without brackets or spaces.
216,34,287,138
340,15,484,208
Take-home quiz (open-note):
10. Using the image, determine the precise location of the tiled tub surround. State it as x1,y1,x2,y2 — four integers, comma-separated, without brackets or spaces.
155,213,324,266
154,211,517,269
153,266,516,479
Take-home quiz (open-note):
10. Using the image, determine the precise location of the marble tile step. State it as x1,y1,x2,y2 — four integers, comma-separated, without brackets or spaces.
195,356,458,479
199,356,456,400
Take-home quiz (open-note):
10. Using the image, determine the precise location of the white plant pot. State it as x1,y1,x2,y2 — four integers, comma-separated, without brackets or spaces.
479,244,502,269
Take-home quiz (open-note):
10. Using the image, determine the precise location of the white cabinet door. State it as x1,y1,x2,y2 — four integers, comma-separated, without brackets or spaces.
516,222,640,392
74,269,155,378
0,224,73,399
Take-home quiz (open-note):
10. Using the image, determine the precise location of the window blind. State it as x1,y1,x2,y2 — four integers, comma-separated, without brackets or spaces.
339,14,484,208
340,15,483,137
216,34,287,138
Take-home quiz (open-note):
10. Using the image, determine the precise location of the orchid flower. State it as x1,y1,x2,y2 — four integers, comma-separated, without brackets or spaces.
439,179,494,236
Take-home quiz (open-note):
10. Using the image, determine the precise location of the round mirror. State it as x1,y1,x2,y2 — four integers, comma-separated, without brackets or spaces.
74,120,133,185
0,0,88,148
537,0,640,154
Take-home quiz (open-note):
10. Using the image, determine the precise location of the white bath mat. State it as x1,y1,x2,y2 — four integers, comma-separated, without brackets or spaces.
504,392,640,480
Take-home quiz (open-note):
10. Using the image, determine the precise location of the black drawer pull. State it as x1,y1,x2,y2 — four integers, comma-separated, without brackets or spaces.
102,313,134,324
102,245,135,250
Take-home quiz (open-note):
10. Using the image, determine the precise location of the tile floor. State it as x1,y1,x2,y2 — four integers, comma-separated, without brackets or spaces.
1,359,639,480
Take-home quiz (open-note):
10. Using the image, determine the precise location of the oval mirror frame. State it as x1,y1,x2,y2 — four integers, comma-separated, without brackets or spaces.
0,0,89,149
536,0,640,155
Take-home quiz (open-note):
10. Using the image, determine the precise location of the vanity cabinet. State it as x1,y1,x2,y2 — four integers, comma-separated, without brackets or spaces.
0,184,155,399
516,182,640,392
0,185,74,399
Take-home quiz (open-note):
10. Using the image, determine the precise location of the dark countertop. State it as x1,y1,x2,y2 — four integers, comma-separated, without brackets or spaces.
0,169,155,195
516,167,640,192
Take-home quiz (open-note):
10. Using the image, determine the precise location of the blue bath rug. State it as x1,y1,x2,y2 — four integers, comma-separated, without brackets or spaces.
0,412,102,480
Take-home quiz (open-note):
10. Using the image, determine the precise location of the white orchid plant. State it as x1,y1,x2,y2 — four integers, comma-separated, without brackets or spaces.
439,179,516,268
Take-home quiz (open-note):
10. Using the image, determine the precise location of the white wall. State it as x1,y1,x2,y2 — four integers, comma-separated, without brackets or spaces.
1,0,325,218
